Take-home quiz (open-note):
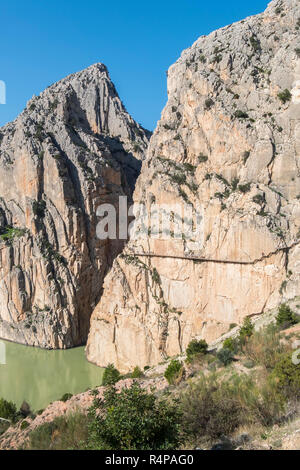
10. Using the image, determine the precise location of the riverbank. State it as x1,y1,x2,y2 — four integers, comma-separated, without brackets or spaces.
0,375,168,450
0,340,104,410
1,310,299,450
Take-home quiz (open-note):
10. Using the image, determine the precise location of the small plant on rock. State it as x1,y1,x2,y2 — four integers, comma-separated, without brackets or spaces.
276,304,299,329
204,98,214,110
164,359,184,385
102,364,121,386
217,348,235,366
186,339,208,363
131,366,144,379
239,317,254,345
234,110,249,119
277,89,292,104
60,393,73,403
223,337,237,353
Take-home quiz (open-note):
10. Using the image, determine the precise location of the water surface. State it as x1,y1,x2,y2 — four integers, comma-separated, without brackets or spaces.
0,340,104,411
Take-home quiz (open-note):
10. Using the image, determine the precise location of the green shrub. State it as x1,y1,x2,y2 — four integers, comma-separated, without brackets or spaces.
223,337,237,353
198,154,208,163
170,173,186,186
217,348,235,366
20,420,30,430
186,339,208,362
32,200,46,218
87,383,182,450
271,352,300,400
277,89,292,104
60,393,73,402
180,373,241,441
243,359,255,369
249,35,260,52
164,359,184,385
242,324,287,370
102,364,121,386
180,370,284,444
239,317,254,344
131,366,144,379
0,420,10,436
0,398,17,422
295,48,300,58
238,183,251,193
0,226,26,242
234,110,249,119
252,194,264,205
27,412,89,450
276,304,299,329
204,98,214,110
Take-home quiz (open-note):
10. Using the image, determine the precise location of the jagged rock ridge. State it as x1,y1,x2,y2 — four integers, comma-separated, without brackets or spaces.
0,63,150,348
87,0,300,372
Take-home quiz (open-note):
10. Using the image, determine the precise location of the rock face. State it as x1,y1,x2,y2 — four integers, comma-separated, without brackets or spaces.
87,0,300,372
0,63,150,348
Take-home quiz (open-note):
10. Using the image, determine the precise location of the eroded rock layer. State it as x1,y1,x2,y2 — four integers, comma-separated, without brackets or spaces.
0,63,150,348
87,0,300,372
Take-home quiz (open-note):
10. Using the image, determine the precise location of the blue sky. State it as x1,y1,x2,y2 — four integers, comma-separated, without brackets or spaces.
1,0,268,131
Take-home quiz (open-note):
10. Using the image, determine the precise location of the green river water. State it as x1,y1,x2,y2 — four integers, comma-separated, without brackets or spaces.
0,340,104,411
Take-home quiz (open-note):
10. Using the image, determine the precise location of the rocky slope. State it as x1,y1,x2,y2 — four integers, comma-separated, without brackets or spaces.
0,63,150,348
0,375,168,450
87,0,300,372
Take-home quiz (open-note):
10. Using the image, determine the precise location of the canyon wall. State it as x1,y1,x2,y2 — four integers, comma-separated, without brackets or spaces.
87,0,300,372
0,64,150,348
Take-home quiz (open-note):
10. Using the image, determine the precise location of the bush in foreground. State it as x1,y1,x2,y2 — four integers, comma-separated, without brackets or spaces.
88,383,182,450
27,412,89,450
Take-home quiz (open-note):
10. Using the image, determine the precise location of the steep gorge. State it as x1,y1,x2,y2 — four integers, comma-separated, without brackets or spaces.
86,0,300,372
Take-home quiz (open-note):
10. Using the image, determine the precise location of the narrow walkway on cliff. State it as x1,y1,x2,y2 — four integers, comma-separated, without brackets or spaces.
125,240,300,266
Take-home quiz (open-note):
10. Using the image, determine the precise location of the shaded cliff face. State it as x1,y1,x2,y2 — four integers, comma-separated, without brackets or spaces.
0,63,150,348
87,0,300,372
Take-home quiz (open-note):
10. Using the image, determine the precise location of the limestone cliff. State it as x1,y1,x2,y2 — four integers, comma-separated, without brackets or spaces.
87,0,300,372
0,63,150,348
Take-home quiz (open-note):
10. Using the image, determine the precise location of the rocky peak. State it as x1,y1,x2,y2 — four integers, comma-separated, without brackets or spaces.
0,63,150,348
23,63,150,147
